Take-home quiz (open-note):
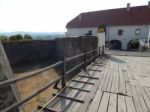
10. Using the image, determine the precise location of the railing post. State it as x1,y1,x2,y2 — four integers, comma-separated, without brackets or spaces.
84,51,87,70
102,45,105,55
93,50,96,62
99,47,101,57
62,56,66,88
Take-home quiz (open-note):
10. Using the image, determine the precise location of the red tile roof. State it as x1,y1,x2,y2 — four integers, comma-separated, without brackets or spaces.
66,5,150,28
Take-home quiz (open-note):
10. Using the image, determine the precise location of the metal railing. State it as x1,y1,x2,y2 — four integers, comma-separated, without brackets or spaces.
0,46,105,112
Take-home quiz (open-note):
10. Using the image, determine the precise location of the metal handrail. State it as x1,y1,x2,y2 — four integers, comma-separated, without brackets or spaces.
1,46,104,112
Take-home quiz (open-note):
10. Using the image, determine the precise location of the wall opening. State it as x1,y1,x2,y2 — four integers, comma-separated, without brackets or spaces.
110,40,122,50
127,39,140,51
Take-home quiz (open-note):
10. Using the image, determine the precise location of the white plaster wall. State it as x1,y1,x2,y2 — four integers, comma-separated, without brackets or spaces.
66,25,150,50
107,25,149,49
66,27,98,36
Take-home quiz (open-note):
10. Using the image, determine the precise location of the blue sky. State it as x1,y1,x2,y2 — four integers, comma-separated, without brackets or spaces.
0,0,149,32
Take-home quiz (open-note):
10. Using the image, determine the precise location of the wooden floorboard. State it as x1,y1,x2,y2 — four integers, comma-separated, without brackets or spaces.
41,54,150,112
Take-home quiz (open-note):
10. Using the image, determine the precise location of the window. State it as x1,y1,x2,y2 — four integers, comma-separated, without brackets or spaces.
88,30,92,35
118,30,123,36
135,29,141,35
85,30,92,36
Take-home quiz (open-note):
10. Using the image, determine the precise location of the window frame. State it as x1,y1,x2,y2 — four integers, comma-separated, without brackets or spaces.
135,29,141,35
118,29,124,36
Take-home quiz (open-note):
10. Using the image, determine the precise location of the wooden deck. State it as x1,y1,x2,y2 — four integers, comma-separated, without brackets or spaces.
40,54,150,112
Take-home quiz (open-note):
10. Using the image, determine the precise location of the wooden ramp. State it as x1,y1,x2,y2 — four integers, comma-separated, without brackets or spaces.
38,55,150,112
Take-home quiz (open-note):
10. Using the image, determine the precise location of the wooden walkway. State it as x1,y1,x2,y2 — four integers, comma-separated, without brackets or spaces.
39,55,150,112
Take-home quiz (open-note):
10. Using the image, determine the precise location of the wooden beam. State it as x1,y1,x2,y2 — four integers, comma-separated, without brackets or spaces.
67,86,90,92
38,105,60,112
71,79,95,85
93,64,105,67
77,75,99,80
53,94,84,103
87,69,102,72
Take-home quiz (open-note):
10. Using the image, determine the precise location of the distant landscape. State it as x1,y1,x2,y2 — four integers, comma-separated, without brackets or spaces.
0,32,65,41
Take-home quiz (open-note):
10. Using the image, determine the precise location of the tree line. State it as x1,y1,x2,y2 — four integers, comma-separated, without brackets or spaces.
0,34,33,42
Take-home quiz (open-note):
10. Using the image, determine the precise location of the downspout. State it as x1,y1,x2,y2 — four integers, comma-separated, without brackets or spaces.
147,25,150,45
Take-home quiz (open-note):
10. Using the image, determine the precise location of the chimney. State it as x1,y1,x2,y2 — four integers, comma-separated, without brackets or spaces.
127,3,130,11
148,1,150,8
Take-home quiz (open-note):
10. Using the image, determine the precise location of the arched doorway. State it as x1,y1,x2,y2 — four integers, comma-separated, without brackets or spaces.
110,40,122,50
127,39,140,51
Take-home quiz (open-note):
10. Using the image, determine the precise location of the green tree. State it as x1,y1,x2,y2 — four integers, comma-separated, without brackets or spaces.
24,34,32,40
9,34,23,41
0,35,8,42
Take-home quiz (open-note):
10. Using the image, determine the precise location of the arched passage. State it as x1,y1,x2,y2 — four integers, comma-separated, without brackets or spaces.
110,40,122,50
127,39,140,50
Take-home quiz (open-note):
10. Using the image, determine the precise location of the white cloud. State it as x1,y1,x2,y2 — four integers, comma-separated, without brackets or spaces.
0,0,149,32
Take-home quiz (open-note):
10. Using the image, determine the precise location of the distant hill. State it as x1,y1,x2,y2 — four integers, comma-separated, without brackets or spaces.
0,31,65,40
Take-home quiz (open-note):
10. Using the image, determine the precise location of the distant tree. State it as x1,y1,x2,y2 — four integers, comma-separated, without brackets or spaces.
9,34,23,41
24,34,33,40
0,35,8,42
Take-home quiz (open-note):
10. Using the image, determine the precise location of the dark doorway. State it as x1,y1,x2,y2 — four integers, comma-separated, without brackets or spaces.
110,40,122,50
127,39,139,51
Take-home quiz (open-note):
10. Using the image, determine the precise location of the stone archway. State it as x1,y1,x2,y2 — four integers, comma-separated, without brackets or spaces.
110,40,122,50
127,39,140,51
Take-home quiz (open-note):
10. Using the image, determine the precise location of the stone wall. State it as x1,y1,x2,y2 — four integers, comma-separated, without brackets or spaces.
0,36,97,111
0,42,19,112
3,40,58,72
3,36,98,73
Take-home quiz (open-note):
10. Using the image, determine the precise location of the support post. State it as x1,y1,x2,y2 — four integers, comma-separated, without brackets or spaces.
62,56,66,88
93,50,95,62
84,52,87,70
94,50,97,62
102,45,105,55
99,47,101,57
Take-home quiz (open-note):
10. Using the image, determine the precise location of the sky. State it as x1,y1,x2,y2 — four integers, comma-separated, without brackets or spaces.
0,0,149,32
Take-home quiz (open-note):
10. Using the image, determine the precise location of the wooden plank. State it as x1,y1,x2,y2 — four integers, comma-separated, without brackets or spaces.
38,105,60,112
126,82,132,96
66,86,90,92
107,93,117,112
136,86,149,112
101,61,113,91
98,60,111,90
51,69,94,110
70,72,98,112
131,85,143,112
64,66,99,112
76,72,102,112
144,87,150,103
125,97,136,112
71,79,95,85
114,58,119,93
74,60,109,112
77,75,99,80
87,69,102,72
88,90,103,112
97,92,110,112
139,86,150,111
106,61,115,92
53,94,84,103
118,95,127,112
118,60,126,95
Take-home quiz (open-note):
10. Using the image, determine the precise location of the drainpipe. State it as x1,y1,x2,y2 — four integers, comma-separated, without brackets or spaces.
147,25,150,46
